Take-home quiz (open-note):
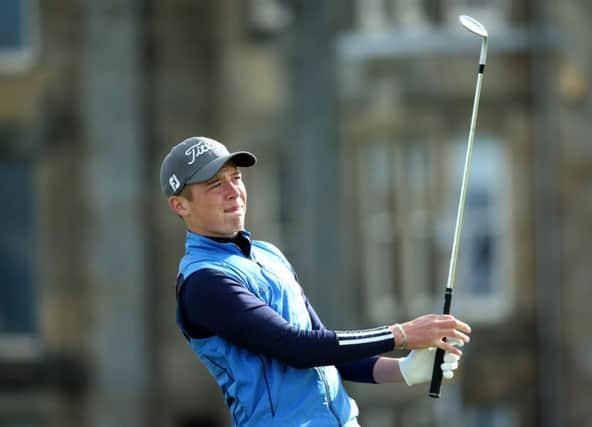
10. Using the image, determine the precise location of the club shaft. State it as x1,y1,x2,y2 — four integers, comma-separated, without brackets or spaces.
445,70,484,292
429,44,486,398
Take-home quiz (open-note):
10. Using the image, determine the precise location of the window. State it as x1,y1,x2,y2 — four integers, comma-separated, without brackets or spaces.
358,139,435,323
358,139,400,324
0,0,40,73
0,158,38,359
357,136,513,325
438,137,514,323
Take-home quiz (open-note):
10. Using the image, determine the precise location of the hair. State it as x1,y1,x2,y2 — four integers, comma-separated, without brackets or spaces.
172,185,194,220
179,185,193,201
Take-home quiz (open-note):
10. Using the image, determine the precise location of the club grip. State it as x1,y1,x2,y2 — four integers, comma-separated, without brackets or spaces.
429,288,453,398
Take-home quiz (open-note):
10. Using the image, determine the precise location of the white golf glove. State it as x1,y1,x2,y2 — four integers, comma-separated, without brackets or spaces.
398,340,463,386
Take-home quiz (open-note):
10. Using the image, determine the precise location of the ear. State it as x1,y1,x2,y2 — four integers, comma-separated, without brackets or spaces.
168,195,190,217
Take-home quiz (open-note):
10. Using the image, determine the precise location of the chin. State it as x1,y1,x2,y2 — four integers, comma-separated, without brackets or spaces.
229,216,244,229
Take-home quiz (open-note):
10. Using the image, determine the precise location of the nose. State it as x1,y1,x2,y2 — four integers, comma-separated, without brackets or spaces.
222,179,240,199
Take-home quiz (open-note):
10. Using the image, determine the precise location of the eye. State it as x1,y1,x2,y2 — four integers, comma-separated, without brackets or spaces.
207,181,221,191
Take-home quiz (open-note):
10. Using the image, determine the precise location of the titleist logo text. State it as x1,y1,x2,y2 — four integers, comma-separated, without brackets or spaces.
185,140,216,165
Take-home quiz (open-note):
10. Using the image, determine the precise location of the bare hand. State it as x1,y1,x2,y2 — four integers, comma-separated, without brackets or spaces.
392,314,471,356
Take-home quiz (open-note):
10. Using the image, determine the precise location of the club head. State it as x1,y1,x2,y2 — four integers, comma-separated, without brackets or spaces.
459,15,488,38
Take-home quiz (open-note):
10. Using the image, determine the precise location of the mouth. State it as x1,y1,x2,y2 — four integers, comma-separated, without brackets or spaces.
224,205,243,214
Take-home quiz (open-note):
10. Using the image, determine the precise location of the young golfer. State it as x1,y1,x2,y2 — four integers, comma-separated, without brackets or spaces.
161,136,471,426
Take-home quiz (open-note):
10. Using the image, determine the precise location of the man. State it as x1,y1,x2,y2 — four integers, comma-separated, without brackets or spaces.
160,136,471,427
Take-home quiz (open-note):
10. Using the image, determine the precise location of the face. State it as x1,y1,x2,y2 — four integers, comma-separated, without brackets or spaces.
168,162,247,238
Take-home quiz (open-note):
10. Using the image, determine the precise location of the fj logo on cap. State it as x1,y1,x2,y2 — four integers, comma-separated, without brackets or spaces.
185,140,216,165
169,174,181,192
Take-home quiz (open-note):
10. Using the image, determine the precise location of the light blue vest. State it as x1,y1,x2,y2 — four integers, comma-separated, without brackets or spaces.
177,230,359,427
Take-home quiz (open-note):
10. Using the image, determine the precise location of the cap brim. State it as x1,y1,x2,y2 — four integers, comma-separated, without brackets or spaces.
185,151,256,185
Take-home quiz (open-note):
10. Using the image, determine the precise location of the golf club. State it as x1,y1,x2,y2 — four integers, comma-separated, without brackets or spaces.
429,15,488,399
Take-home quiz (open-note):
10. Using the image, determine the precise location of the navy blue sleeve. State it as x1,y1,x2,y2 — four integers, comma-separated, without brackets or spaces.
303,294,378,383
333,357,380,383
179,269,394,370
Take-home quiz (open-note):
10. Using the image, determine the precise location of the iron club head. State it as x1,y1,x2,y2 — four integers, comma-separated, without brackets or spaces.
459,15,488,38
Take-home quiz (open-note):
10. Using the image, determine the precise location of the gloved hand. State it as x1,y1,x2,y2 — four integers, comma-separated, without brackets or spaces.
399,340,463,386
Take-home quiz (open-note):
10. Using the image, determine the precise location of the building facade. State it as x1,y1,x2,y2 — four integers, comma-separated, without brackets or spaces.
0,1,590,426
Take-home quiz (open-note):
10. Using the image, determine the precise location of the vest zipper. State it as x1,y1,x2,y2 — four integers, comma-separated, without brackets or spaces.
259,356,276,417
250,254,263,268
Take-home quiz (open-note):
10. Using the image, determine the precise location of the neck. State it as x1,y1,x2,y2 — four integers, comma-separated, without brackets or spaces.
187,227,240,240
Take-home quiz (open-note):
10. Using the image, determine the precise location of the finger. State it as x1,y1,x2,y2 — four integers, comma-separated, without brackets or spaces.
443,353,460,363
452,317,472,333
456,320,472,334
449,330,471,344
442,314,471,334
441,361,458,371
443,369,454,380
439,315,472,334
447,338,464,348
438,341,463,356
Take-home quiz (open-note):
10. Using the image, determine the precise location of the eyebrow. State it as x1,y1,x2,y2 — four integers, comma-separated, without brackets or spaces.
205,168,241,186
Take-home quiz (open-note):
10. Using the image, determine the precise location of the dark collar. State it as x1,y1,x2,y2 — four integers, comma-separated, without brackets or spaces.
207,231,252,257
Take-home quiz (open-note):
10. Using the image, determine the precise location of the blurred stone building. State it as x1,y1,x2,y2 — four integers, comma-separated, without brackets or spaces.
0,1,590,427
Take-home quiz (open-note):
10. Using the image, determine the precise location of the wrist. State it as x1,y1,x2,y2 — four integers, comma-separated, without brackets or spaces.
392,323,407,350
